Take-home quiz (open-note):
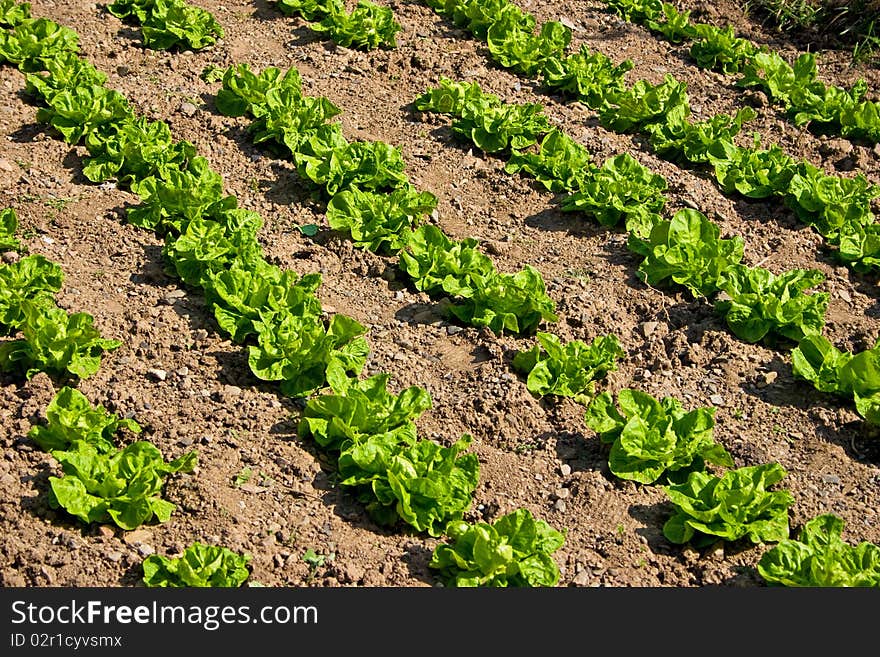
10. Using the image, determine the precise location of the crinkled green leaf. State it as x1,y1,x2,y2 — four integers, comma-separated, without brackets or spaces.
28,386,140,455
662,463,793,548
715,264,828,344
48,441,196,530
143,542,252,587
512,332,625,397
758,514,880,587
429,508,565,587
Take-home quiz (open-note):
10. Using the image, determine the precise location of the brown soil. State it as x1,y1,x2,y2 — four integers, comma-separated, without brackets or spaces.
2,0,880,588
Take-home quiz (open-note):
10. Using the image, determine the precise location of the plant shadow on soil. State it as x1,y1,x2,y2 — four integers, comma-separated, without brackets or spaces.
7,121,48,145
736,352,880,464
628,500,765,577
307,464,440,586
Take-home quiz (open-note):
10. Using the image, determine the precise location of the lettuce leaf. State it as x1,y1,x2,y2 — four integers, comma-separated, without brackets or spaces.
758,514,880,587
143,542,252,587
512,332,625,398
48,441,196,530
585,389,732,484
430,508,565,587
662,463,793,547
28,386,140,455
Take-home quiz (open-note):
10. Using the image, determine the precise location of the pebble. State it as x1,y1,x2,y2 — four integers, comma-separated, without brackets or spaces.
572,570,591,586
554,499,567,512
560,464,571,476
105,550,123,563
147,368,167,382
709,394,724,406
123,529,153,546
446,325,463,336
2,251,19,264
223,384,242,398
96,525,115,539
0,158,14,172
640,321,658,338
822,474,841,485
179,102,197,117
137,544,155,557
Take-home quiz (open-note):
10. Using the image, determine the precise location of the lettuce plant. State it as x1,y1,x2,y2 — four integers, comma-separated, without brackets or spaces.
311,1,402,50
127,157,231,235
163,214,265,289
275,0,343,22
707,137,796,199
757,514,880,587
202,260,323,344
541,45,633,110
689,23,758,74
0,300,121,380
399,225,558,335
0,0,30,27
631,208,744,298
295,136,409,196
337,434,480,537
248,310,369,398
298,371,433,451
326,184,437,254
143,543,252,587
0,255,64,333
585,389,733,484
714,265,828,344
108,0,224,51
414,77,497,116
277,0,401,50
645,107,756,164
560,152,667,238
0,17,79,71
791,334,880,425
452,99,551,154
83,116,196,185
644,2,694,43
0,207,20,252
28,386,140,455
486,17,570,76
429,0,535,39
429,508,565,587
35,84,133,145
601,0,663,21
24,52,107,102
837,221,880,272
512,332,625,398
662,462,794,548
784,162,879,242
504,128,595,193
598,74,689,133
48,441,197,530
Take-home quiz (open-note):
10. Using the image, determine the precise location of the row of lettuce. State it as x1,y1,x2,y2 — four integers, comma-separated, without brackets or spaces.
414,77,880,427
411,78,880,585
202,34,880,583
100,0,403,52
420,0,880,276
0,210,222,583
600,0,880,144
3,0,878,586
0,1,571,588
